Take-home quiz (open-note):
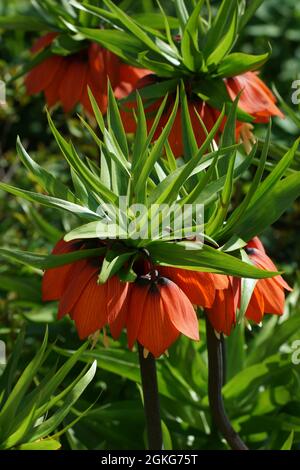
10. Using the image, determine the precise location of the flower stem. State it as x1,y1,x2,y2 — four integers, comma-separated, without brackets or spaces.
138,343,163,450
205,316,249,450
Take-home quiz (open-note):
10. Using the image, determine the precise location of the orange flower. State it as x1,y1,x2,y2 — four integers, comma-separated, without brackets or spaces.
245,237,292,319
42,240,202,356
206,237,292,335
206,277,240,336
25,33,149,114
158,265,228,308
126,274,199,357
42,240,129,339
225,71,284,123
122,71,283,157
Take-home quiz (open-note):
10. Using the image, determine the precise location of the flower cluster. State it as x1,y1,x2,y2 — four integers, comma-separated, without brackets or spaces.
43,237,291,357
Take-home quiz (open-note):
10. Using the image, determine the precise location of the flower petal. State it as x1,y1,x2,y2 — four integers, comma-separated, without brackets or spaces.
160,280,199,341
42,240,79,301
137,286,179,357
126,283,149,350
72,272,108,339
25,56,63,95
59,59,88,112
57,260,99,319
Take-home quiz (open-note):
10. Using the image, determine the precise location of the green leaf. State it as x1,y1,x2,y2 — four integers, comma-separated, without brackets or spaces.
87,87,105,133
233,171,300,241
55,347,199,405
26,361,97,442
180,81,198,160
0,182,99,221
205,0,238,63
206,150,236,236
98,250,136,283
0,329,48,440
251,138,300,205
281,431,294,450
77,28,142,65
16,137,77,201
131,92,147,170
1,402,38,449
134,90,179,200
0,329,26,407
103,0,161,55
218,124,270,239
107,82,128,158
161,421,173,450
222,354,290,403
0,15,51,30
47,112,118,204
149,242,278,279
238,0,264,31
148,110,225,206
181,0,204,71
18,439,61,450
0,246,105,270
132,13,179,30
174,0,189,29
122,79,178,104
216,51,270,78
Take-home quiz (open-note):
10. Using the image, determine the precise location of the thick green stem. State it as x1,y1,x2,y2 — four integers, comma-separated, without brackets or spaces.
205,316,249,450
138,343,163,450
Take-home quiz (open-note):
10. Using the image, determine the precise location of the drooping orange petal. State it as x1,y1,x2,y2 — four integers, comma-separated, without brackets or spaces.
211,274,229,290
107,276,129,324
44,59,67,108
206,278,238,336
25,56,63,95
137,286,180,357
158,266,216,308
160,280,199,341
103,48,120,90
247,236,266,252
109,302,128,340
126,283,149,350
115,63,150,99
247,248,292,291
81,67,108,114
106,277,130,339
225,71,284,123
57,260,99,319
245,286,264,323
59,59,88,112
42,240,79,301
256,278,285,315
71,272,108,339
31,33,57,53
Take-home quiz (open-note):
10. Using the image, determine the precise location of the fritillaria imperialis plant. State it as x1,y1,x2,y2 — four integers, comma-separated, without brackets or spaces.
1,0,300,451
0,84,299,449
